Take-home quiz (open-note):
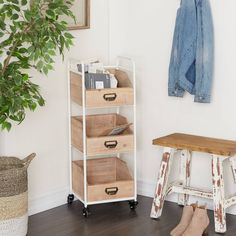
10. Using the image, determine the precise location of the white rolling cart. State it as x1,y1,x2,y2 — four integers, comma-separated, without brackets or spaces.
67,56,138,217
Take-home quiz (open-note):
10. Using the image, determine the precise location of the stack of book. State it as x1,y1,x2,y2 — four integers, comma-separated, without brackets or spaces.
77,60,118,90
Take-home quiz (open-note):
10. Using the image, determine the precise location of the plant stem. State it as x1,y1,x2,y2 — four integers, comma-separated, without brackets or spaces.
2,24,34,75
2,41,19,74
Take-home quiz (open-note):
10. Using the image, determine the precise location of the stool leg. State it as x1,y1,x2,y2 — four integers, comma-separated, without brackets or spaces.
212,155,226,233
230,155,236,183
150,147,174,218
178,150,192,206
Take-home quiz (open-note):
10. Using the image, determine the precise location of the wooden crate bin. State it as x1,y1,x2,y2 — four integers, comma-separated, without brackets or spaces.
71,113,134,156
70,69,134,108
72,157,134,202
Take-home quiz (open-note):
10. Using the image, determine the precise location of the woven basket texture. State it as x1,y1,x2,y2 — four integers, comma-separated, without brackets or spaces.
0,192,28,220
0,168,27,198
0,154,35,236
0,214,28,236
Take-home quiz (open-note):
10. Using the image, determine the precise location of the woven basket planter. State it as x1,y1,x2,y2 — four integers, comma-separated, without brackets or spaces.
0,153,35,236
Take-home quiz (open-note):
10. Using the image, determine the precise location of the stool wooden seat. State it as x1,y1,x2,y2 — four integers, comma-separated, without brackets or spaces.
153,133,236,156
150,133,236,234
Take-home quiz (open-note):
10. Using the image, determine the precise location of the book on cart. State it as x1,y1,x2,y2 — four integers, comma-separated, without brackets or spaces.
77,61,118,89
98,123,133,137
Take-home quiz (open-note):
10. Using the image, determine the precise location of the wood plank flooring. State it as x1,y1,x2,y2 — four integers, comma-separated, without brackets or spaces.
28,196,236,236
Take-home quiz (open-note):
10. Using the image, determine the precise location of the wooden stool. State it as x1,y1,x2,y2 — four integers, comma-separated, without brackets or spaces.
150,133,236,233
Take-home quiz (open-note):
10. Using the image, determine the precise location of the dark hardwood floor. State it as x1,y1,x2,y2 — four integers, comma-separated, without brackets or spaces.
28,196,236,236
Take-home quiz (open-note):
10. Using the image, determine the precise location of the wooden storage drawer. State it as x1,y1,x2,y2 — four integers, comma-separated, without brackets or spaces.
71,114,134,156
70,69,134,108
72,157,134,202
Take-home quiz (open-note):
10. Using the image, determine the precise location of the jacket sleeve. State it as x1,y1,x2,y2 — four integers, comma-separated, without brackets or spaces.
177,0,198,95
194,0,214,103
168,7,185,97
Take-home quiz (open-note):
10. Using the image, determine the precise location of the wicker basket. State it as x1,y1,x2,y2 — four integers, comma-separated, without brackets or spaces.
0,153,35,236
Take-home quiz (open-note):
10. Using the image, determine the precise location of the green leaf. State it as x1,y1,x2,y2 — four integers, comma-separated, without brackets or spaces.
46,10,55,18
21,0,27,6
22,74,29,81
38,97,45,106
48,50,56,56
44,54,51,63
19,48,27,53
36,60,43,70
47,64,53,69
43,66,48,75
0,21,6,30
14,74,22,85
28,46,34,53
2,121,12,131
10,25,17,32
29,102,37,111
64,32,74,39
34,49,40,61
11,0,19,4
11,14,19,20
0,115,7,123
12,5,20,12
24,10,31,21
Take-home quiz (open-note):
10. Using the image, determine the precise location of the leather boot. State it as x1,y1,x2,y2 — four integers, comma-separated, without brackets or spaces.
170,205,195,236
182,207,210,236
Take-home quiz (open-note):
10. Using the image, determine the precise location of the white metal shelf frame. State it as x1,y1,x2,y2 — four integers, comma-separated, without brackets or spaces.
67,56,137,209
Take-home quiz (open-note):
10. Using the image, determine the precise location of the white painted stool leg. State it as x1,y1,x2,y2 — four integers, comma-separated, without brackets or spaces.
178,150,192,206
150,147,173,218
230,155,236,183
212,155,227,233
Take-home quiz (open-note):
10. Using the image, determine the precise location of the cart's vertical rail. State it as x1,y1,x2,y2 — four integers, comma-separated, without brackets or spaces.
67,61,73,195
81,62,88,208
132,59,137,202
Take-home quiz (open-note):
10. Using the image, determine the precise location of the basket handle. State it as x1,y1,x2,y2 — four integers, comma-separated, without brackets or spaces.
103,93,117,101
104,140,118,149
105,187,118,195
22,153,36,168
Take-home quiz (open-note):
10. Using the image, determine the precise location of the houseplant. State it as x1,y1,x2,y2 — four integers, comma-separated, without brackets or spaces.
0,1,76,235
0,0,75,131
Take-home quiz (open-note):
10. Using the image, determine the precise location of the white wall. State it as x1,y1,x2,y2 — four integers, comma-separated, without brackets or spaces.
109,0,236,214
1,0,110,215
2,0,236,216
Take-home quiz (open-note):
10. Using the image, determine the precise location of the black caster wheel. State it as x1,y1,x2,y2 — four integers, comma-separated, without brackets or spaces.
67,194,74,204
129,200,138,210
83,207,90,217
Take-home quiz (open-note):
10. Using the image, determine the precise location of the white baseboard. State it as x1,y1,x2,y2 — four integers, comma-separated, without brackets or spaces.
29,187,69,216
137,180,236,216
137,179,156,198
28,181,236,216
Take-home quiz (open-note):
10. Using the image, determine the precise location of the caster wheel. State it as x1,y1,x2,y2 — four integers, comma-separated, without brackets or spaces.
83,207,90,217
67,194,74,204
129,200,138,210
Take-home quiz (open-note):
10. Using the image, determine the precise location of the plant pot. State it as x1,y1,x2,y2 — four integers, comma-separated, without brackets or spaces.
0,153,35,236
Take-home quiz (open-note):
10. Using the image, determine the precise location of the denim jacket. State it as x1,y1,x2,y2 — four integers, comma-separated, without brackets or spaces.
168,0,214,103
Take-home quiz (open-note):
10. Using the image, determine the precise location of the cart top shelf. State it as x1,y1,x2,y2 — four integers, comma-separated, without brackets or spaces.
70,69,134,108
